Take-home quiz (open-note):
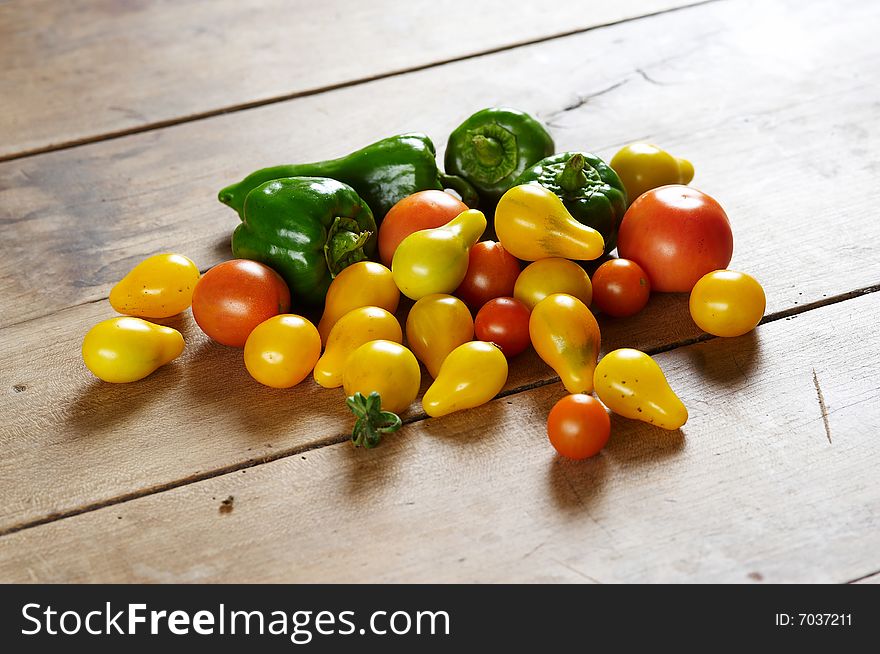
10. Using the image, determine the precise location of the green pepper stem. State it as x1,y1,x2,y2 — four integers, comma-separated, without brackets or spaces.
347,392,403,448
472,135,504,168
325,216,372,277
439,173,480,209
557,153,587,194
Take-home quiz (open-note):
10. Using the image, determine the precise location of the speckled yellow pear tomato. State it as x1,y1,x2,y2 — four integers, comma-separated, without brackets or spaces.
593,348,687,430
244,315,321,388
109,253,200,319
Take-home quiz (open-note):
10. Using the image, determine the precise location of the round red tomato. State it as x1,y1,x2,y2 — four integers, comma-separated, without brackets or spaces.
454,241,521,308
547,394,610,459
474,297,530,358
591,258,651,318
617,185,733,292
191,259,291,347
378,190,468,266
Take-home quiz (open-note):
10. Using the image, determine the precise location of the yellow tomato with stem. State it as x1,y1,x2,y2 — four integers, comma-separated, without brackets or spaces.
422,341,508,418
529,293,601,394
594,348,687,430
405,294,474,378
317,261,399,343
689,270,765,337
109,253,200,318
313,307,402,389
513,257,592,310
244,315,321,388
82,317,185,383
343,340,421,414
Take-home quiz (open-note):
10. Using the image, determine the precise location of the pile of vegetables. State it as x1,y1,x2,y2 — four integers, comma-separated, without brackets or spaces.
82,107,766,457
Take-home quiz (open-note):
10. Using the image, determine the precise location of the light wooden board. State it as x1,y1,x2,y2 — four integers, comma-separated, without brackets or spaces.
1,0,878,328
2,0,879,537
1,292,877,583
0,0,699,159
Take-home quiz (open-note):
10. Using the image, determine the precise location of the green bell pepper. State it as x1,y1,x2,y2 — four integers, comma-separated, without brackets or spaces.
219,133,477,223
515,152,627,253
444,107,555,207
231,177,377,306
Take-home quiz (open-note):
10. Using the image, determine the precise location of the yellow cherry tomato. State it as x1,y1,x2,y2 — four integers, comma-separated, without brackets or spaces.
406,294,474,378
495,184,604,261
689,270,766,337
313,307,402,389
392,209,486,300
513,258,592,310
82,316,184,383
317,261,399,343
244,315,321,388
529,293,601,394
594,348,687,430
343,340,421,414
109,253,200,319
422,341,508,418
610,143,694,204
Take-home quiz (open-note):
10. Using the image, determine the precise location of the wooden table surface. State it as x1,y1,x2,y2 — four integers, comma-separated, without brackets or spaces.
2,0,878,583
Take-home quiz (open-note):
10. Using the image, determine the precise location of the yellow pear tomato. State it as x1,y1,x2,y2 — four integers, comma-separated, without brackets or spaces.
405,294,474,378
422,341,508,418
594,348,687,430
109,253,200,319
82,316,185,383
392,209,486,300
313,307,402,389
529,293,601,394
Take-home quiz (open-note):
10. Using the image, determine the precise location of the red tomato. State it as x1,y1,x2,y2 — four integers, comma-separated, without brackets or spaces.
591,258,651,318
191,259,291,347
378,190,468,266
454,241,521,308
617,185,733,292
474,297,531,358
547,394,610,459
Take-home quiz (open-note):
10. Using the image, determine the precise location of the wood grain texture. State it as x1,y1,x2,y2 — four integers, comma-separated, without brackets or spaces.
2,0,879,537
0,0,698,159
0,292,707,533
2,0,879,328
2,292,877,583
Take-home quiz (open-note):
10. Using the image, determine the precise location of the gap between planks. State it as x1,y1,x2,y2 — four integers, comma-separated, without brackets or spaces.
0,0,722,164
1,280,876,541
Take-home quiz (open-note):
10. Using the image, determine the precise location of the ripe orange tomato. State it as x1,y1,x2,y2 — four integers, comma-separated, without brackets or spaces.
454,241,521,308
474,297,531,358
192,259,291,347
617,185,733,292
591,258,651,318
547,394,610,459
378,190,468,266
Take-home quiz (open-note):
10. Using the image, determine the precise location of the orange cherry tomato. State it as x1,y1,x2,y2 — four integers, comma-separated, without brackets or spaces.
547,394,610,459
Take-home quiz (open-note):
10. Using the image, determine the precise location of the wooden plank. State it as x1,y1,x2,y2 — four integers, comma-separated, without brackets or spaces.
2,292,878,583
2,0,879,533
2,0,879,328
0,0,699,159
